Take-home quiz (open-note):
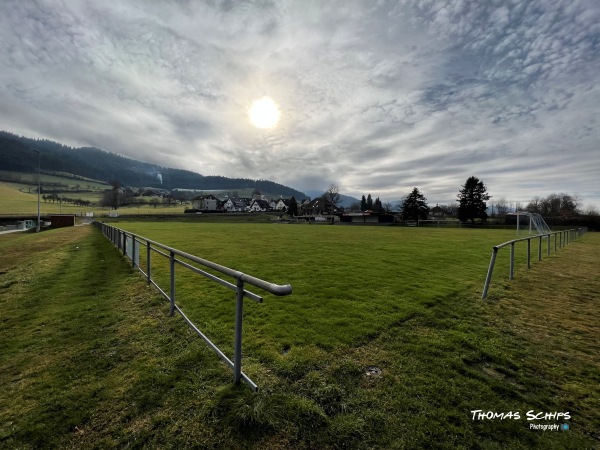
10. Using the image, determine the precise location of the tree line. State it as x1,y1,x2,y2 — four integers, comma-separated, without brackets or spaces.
348,176,491,223
42,194,92,207
347,176,597,224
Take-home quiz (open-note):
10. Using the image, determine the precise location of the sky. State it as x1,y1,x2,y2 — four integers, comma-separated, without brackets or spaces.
1,0,599,209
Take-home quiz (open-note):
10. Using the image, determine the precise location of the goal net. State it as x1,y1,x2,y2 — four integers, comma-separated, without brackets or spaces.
516,212,551,235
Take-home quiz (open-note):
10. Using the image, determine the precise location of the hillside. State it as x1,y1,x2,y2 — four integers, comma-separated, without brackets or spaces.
0,131,307,199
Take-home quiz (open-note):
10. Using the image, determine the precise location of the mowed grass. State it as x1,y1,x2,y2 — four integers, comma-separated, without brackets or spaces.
1,224,598,449
113,224,517,353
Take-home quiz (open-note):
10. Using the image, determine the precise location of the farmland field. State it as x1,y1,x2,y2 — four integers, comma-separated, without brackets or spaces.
1,223,598,449
0,179,186,216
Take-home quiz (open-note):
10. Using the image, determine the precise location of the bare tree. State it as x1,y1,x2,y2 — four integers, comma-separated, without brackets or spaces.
349,201,361,212
528,193,580,217
584,205,599,216
494,197,510,219
324,184,341,206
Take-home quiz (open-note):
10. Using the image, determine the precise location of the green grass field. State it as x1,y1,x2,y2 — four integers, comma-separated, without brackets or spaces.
0,180,187,216
1,224,598,449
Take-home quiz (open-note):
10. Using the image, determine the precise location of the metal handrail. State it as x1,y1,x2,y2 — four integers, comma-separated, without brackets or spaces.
94,222,292,390
482,227,586,299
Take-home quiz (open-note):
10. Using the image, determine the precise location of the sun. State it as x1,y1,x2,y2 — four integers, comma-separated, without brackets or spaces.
249,96,281,129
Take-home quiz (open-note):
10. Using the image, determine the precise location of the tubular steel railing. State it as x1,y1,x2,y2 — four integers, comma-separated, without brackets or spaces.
482,227,587,299
94,222,292,390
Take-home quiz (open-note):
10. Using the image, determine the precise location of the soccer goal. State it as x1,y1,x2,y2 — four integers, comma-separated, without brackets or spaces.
515,212,551,235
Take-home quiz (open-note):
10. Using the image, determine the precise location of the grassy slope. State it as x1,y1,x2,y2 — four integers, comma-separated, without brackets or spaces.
0,180,187,216
0,225,598,449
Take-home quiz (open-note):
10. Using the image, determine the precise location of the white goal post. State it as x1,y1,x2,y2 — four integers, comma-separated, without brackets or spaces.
514,212,551,235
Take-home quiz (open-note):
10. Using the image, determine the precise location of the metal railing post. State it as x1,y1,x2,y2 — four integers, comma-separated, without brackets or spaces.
169,251,175,316
527,238,531,269
560,231,563,248
547,234,551,256
132,235,137,268
538,236,542,261
482,248,498,299
146,242,151,284
233,276,245,384
509,242,515,280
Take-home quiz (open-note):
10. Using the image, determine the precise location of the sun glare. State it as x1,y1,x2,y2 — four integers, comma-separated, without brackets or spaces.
249,96,281,129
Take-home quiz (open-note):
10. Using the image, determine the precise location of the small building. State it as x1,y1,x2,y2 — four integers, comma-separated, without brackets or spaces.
223,198,248,212
17,220,36,230
300,198,344,216
340,212,396,224
274,198,290,212
248,199,271,212
192,195,219,211
429,205,445,218
49,214,76,228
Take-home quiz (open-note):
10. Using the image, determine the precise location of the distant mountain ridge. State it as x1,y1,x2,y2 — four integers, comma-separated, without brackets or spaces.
0,131,307,199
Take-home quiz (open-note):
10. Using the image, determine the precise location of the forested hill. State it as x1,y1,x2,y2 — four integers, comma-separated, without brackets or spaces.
0,131,307,198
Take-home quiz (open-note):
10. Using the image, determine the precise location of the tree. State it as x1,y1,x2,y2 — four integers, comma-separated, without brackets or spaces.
349,201,361,212
493,197,510,219
402,187,429,222
457,176,490,224
526,196,542,214
366,194,373,210
360,195,367,212
323,184,341,212
287,196,298,217
439,203,458,217
396,199,404,213
526,193,580,217
373,197,384,213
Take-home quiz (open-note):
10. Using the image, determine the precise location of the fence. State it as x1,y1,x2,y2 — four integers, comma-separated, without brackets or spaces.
94,222,292,391
482,227,587,299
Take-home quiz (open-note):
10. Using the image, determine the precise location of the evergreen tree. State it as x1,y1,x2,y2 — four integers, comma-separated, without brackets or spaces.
366,194,373,210
288,196,298,216
457,176,490,224
402,187,429,222
360,195,367,211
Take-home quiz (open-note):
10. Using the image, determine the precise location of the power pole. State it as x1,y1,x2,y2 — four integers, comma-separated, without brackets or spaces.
33,150,41,232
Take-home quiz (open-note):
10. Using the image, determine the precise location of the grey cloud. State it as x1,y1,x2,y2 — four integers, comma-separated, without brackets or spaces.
0,0,598,208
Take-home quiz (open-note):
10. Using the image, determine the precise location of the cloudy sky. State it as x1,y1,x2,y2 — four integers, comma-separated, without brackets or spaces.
1,0,599,208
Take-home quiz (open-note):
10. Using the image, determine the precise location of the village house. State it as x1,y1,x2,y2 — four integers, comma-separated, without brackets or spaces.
248,199,271,212
274,198,290,212
429,205,445,218
191,194,220,211
223,198,248,212
140,189,162,198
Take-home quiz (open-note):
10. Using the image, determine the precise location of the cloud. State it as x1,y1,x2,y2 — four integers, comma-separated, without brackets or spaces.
0,0,598,207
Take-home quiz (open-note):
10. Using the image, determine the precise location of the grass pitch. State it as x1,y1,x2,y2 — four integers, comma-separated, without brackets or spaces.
0,224,598,449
